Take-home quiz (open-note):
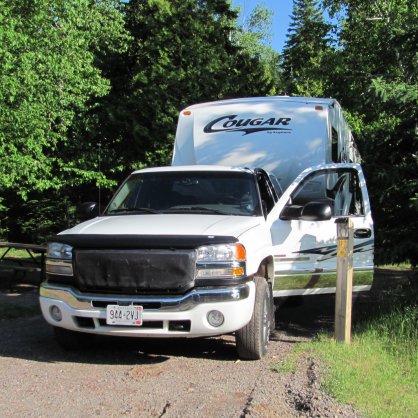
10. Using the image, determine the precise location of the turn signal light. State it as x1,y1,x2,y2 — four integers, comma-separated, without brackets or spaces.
234,244,246,261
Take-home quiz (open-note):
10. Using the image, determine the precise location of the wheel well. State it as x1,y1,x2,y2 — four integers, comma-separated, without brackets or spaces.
256,256,274,284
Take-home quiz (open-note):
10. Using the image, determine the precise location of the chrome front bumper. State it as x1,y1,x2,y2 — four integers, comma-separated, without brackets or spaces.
39,282,255,338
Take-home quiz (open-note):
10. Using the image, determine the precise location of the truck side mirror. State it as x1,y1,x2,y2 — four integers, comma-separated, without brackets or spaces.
77,202,100,221
279,205,302,220
300,202,332,221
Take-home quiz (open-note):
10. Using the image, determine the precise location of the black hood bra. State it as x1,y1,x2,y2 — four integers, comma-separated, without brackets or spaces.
50,234,238,250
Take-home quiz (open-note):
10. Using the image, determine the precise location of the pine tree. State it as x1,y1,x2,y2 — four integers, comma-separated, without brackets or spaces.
282,0,331,96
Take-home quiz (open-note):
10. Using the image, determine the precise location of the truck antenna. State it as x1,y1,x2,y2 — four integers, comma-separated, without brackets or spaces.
98,141,102,214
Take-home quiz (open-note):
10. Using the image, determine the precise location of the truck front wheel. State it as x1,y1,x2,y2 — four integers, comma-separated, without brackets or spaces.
236,276,272,360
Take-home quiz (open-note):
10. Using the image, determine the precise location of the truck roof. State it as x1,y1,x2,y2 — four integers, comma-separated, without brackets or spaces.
183,96,337,110
132,165,254,175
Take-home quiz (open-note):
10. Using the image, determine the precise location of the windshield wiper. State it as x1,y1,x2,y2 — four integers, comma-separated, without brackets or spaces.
162,206,227,215
190,206,227,214
108,207,160,215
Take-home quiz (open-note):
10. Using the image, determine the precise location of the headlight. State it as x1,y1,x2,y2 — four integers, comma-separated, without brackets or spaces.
46,242,73,276
196,243,246,279
47,242,73,260
196,243,246,262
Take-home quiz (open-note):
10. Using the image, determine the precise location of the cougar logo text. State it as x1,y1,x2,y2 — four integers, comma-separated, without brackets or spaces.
204,115,292,136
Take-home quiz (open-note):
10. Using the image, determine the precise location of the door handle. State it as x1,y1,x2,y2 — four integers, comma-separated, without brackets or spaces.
354,228,372,239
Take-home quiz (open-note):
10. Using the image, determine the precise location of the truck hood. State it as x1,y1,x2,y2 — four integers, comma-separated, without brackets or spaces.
61,214,261,238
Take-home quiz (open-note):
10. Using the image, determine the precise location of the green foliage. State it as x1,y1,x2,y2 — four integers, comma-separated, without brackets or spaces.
233,4,283,94
99,0,278,174
336,0,418,266
0,0,279,241
282,0,332,96
360,305,418,364
5,190,82,243
0,0,128,197
0,0,128,239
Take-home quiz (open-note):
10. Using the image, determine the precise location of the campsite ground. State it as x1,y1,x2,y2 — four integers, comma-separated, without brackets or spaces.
0,269,414,417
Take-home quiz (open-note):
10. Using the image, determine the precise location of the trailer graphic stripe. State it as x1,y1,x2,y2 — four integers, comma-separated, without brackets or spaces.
285,239,374,261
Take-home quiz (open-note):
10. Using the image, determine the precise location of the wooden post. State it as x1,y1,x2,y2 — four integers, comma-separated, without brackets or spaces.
334,217,354,343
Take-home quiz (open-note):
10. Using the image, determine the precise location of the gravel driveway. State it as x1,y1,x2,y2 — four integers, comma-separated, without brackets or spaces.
3,271,407,417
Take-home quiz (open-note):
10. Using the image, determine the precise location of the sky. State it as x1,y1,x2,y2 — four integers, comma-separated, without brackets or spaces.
232,0,294,53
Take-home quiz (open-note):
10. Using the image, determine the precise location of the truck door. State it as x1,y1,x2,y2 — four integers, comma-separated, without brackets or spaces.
269,164,374,296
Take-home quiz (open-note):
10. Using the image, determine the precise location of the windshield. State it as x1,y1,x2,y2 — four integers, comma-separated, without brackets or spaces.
105,171,262,217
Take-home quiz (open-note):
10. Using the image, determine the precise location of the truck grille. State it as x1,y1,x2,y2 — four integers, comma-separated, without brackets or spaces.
73,249,196,294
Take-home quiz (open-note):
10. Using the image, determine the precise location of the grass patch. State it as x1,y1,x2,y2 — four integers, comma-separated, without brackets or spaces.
305,334,417,417
376,263,414,271
270,351,299,374
299,271,417,418
0,248,43,262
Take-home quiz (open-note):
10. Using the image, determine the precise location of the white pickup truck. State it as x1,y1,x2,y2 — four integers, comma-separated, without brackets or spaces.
40,97,374,359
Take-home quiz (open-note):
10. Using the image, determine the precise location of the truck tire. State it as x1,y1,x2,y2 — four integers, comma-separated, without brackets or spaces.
236,276,272,360
53,327,95,351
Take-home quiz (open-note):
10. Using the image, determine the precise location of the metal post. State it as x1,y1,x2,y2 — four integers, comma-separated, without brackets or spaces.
334,217,354,343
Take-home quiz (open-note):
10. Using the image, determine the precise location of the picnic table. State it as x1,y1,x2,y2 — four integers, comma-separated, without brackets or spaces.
0,242,46,283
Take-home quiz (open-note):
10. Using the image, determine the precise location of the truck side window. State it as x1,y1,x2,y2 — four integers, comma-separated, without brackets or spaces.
281,169,365,219
347,171,364,215
330,171,364,216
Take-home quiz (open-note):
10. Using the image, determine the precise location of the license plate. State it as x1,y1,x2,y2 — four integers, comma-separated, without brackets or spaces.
106,305,143,326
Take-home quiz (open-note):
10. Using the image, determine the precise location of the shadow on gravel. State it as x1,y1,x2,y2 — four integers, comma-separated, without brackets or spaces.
274,294,336,340
91,334,238,363
0,310,239,364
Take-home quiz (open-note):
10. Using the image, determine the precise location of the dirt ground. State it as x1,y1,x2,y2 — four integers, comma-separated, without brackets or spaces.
0,269,414,417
